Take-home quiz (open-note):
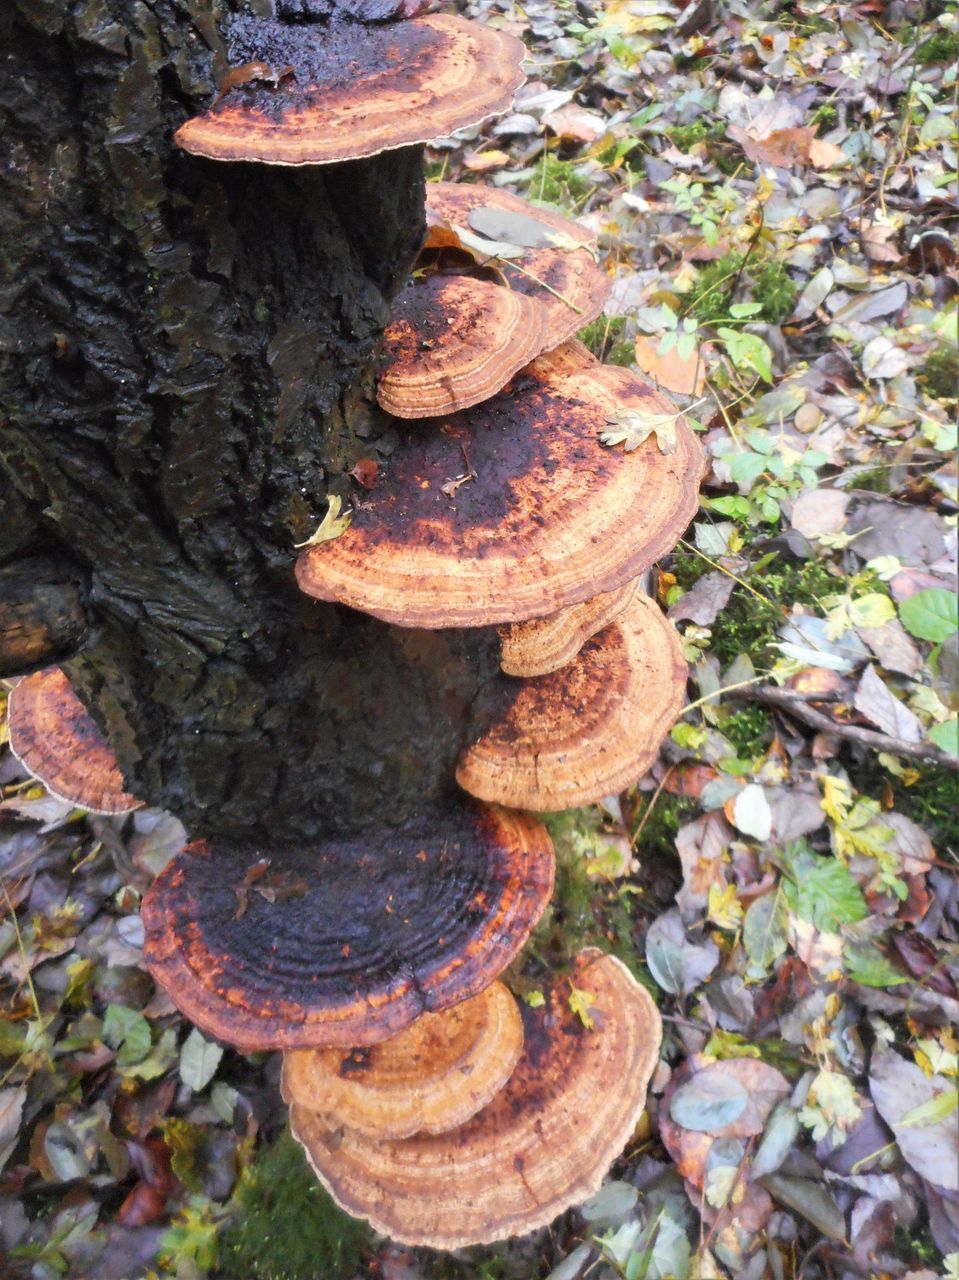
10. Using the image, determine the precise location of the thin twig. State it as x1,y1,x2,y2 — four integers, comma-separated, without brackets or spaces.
730,684,959,771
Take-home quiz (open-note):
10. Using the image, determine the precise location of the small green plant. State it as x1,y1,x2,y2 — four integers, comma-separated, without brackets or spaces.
580,314,634,367
528,151,594,207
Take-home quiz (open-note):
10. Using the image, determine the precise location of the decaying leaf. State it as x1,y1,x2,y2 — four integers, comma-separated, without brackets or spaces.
599,406,682,454
293,494,352,548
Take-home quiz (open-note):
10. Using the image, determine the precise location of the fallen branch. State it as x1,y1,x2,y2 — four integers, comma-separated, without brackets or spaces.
729,684,958,772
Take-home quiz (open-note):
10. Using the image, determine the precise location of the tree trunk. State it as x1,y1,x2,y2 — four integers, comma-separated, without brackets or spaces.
0,0,501,840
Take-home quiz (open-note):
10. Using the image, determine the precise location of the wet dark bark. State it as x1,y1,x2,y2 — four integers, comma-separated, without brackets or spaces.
0,0,500,839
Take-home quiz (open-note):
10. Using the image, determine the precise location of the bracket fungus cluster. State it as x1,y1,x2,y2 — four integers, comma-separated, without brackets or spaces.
89,0,701,1250
7,667,142,816
288,951,662,1247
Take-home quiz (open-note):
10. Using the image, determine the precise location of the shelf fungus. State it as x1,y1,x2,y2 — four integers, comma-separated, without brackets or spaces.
141,802,553,1051
425,182,611,348
281,980,522,1140
457,594,687,811
296,346,703,628
499,578,640,678
289,949,662,1248
377,275,550,418
174,15,526,166
6,667,142,815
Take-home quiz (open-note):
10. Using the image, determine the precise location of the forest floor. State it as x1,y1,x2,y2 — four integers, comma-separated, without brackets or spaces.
1,1,958,1278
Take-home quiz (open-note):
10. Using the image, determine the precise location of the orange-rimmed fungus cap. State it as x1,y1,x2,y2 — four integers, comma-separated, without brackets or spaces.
281,980,522,1139
174,16,526,166
498,578,639,677
289,948,662,1248
377,275,550,418
296,346,703,629
425,181,610,348
141,801,554,1052
457,594,687,811
7,667,142,815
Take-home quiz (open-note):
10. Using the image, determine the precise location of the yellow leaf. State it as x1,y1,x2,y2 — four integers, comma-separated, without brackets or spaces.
568,984,597,1030
820,774,852,823
849,592,896,629
707,882,744,931
293,494,352,548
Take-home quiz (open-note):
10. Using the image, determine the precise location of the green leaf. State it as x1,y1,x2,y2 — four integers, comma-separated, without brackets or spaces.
717,328,774,383
783,858,867,933
180,1028,223,1092
729,451,768,488
899,588,959,642
729,302,764,318
743,892,788,978
929,717,959,757
102,1004,151,1066
844,942,909,988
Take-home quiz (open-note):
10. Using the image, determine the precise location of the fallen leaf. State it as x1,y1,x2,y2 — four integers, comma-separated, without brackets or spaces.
870,1050,959,1191
808,137,846,169
728,124,815,167
668,571,735,626
467,205,584,252
462,149,510,173
790,488,849,539
854,664,923,743
0,1087,26,1173
634,334,707,395
727,784,773,841
294,494,352,548
349,459,378,489
645,908,719,996
542,103,606,143
599,406,682,454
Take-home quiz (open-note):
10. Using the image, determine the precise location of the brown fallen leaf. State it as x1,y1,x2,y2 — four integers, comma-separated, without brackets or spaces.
234,856,272,919
462,149,510,173
542,102,606,144
728,124,815,167
634,335,707,395
349,459,378,490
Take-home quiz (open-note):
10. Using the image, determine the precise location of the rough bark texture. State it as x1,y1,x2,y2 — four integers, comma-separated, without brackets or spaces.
0,0,501,839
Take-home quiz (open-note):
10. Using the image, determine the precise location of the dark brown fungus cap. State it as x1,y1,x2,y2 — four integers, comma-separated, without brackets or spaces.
289,949,662,1248
174,16,526,166
296,345,704,628
141,802,554,1051
498,578,639,677
7,667,142,815
457,594,688,811
426,182,611,348
281,981,523,1139
377,275,550,418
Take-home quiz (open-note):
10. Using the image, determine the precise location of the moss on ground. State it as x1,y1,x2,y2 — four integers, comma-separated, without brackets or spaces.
916,28,959,63
681,252,797,325
510,809,650,991
219,1132,369,1280
529,152,594,207
922,344,959,400
671,553,836,669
